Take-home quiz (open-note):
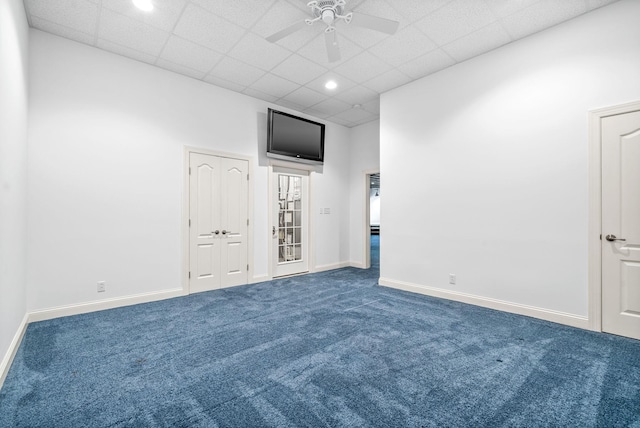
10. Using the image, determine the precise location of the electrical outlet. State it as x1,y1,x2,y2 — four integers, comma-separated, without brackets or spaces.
449,274,456,285
97,281,106,293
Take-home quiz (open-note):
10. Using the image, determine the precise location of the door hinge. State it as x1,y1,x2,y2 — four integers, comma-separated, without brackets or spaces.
247,174,249,181
189,219,191,227
189,167,191,175
247,264,249,271
247,219,249,226
599,234,602,240
188,271,191,279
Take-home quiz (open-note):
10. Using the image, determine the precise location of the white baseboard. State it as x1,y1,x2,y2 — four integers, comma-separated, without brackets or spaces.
349,261,366,269
0,313,29,390
379,277,590,330
28,287,186,323
314,261,350,273
250,275,270,284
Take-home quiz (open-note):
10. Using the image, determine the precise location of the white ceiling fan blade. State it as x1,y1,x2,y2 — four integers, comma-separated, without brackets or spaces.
349,12,399,35
266,21,307,43
324,30,341,63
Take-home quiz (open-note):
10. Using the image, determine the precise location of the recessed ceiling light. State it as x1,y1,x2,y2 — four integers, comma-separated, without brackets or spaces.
133,0,154,12
353,104,361,109
324,80,337,90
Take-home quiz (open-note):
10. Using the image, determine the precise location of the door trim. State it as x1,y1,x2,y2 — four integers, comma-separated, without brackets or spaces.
183,146,254,294
588,100,640,332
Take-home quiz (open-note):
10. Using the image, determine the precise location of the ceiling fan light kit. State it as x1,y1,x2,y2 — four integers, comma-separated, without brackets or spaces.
266,0,399,63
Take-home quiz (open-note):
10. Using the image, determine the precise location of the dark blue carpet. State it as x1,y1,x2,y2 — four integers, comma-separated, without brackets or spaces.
1,236,639,427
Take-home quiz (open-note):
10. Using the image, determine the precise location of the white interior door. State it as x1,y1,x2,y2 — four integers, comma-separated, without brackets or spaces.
602,110,640,340
272,168,309,277
190,153,248,293
220,158,249,288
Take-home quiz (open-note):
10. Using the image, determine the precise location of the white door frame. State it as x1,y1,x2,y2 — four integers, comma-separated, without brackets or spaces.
588,100,640,332
363,168,380,269
182,146,254,294
268,159,316,279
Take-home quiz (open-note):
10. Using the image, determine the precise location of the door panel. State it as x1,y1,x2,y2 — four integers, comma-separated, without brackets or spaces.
190,154,221,292
602,111,640,340
220,158,248,288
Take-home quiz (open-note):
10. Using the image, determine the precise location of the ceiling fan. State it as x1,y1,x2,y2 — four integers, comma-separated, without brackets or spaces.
266,0,400,63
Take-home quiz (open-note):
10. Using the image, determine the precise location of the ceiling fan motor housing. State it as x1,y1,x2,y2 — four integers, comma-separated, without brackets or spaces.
310,1,345,21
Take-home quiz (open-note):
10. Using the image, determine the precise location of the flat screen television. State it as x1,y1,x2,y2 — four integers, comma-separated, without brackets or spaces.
267,108,325,165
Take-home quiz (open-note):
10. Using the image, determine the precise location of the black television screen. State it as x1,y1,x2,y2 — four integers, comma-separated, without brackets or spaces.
267,109,325,165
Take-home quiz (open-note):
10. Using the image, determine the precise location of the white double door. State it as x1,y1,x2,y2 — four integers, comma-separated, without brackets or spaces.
601,110,640,340
189,153,248,293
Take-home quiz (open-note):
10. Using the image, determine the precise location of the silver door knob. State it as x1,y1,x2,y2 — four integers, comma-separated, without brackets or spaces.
221,230,229,235
213,230,220,235
605,234,626,242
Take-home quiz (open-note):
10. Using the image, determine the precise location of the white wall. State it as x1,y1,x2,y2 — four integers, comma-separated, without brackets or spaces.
27,31,351,312
0,0,29,372
348,120,380,267
380,0,640,318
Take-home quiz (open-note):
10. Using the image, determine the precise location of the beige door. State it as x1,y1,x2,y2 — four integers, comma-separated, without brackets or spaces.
272,167,309,277
189,153,248,293
602,110,640,340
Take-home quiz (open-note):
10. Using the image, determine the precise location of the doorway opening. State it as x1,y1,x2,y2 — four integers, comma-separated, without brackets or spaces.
364,170,380,270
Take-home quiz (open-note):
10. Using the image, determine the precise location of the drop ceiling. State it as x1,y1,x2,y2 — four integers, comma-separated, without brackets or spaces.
24,0,617,127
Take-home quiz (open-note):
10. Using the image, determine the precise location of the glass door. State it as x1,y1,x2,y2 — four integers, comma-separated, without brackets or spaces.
272,168,309,277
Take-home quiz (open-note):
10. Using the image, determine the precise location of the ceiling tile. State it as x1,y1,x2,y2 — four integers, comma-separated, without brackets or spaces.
25,0,98,35
242,87,279,103
414,0,496,45
96,38,157,65
501,0,588,40
363,69,412,93
386,0,453,23
280,87,328,107
101,0,187,32
302,107,331,119
156,58,207,80
296,32,364,66
160,36,222,73
228,32,292,71
248,73,299,98
334,85,378,106
335,106,375,123
362,99,380,115
30,17,95,46
203,75,247,93
274,99,307,112
483,0,541,19
442,23,512,63
333,51,392,82
99,9,170,56
209,57,265,87
252,1,319,52
368,26,437,67
271,54,328,85
397,48,456,79
343,0,407,48
191,0,276,29
172,3,246,53
307,98,352,116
